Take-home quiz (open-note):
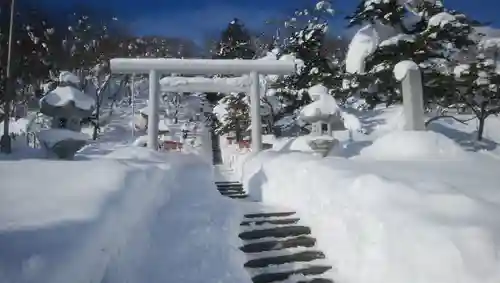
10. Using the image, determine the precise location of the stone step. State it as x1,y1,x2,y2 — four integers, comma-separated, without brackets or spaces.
224,194,248,199
220,191,246,196
297,279,334,283
240,235,316,253
219,189,244,193
239,226,311,241
222,194,248,199
217,185,244,190
215,181,241,185
244,251,325,268
241,218,300,226
244,212,296,219
220,192,246,197
251,265,332,283
217,188,245,192
217,186,244,191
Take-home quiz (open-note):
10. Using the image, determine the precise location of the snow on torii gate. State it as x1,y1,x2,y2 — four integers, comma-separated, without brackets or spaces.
110,58,296,152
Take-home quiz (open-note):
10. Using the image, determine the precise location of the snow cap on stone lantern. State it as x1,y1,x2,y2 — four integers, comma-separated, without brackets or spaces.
299,84,346,135
308,84,329,101
59,71,81,87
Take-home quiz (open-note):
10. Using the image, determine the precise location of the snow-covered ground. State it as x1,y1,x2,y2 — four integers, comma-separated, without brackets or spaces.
4,80,500,283
223,105,500,283
0,91,250,283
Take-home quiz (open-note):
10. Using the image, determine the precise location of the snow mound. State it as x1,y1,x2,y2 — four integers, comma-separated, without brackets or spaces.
359,131,468,160
393,60,419,81
42,86,96,110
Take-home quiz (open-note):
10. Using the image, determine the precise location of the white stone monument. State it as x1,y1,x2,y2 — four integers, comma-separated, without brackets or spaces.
393,60,426,131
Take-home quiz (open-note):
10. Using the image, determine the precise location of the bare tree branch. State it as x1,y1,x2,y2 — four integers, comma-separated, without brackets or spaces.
425,115,475,127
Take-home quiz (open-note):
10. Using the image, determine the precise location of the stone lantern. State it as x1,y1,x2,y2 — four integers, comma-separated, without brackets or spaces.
299,84,345,157
38,71,95,159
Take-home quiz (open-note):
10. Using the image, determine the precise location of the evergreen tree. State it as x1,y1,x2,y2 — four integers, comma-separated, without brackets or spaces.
214,18,255,60
347,0,407,30
214,93,250,141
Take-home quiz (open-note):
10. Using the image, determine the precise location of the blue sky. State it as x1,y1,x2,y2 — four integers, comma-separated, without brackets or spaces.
41,0,499,41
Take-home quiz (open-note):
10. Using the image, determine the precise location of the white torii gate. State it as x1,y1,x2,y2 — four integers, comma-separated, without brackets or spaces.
110,58,296,152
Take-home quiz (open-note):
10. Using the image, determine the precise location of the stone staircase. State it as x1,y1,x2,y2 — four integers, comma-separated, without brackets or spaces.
215,182,334,283
216,181,249,199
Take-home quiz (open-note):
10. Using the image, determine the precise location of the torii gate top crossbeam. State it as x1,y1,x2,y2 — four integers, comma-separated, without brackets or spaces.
110,58,296,76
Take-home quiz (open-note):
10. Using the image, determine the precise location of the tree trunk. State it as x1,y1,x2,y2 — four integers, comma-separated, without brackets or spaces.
235,118,241,142
477,103,488,141
477,116,486,141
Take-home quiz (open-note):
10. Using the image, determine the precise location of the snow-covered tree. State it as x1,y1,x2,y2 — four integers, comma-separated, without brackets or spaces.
451,56,500,141
345,0,478,108
267,1,341,127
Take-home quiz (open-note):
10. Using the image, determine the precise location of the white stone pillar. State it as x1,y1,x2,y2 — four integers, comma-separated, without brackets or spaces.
394,60,425,131
148,70,160,149
401,68,425,131
250,71,262,152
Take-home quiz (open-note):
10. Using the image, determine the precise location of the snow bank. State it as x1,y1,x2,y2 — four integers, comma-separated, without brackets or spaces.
0,159,128,231
358,131,469,160
0,148,248,283
239,151,500,283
